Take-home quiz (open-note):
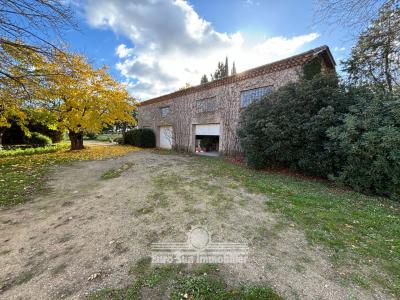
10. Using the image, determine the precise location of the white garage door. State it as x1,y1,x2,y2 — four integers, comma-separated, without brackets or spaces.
159,126,173,149
195,124,220,136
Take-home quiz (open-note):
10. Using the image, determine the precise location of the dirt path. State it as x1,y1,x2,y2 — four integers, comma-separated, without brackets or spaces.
0,151,391,299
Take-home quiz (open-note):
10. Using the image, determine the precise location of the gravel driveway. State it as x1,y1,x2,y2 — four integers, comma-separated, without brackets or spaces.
0,151,391,299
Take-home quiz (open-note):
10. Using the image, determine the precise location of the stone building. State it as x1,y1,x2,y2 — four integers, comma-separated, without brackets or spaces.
137,45,335,155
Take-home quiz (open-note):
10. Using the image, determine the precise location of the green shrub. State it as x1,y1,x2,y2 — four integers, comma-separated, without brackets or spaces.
2,121,25,145
328,92,400,199
123,128,155,148
237,74,355,176
302,56,322,80
27,132,52,147
2,121,63,145
85,132,97,140
29,123,63,143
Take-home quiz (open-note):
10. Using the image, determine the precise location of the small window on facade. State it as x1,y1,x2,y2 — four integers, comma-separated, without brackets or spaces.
240,86,273,108
160,106,170,118
196,97,217,113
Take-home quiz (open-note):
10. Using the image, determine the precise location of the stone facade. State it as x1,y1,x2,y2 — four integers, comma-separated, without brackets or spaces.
138,46,335,154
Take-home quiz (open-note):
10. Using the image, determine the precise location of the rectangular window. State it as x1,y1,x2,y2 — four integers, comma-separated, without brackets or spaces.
196,97,217,113
240,86,273,108
160,106,170,118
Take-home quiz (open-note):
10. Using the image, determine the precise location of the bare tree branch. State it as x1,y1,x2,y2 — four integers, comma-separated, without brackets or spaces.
0,0,76,89
313,0,395,36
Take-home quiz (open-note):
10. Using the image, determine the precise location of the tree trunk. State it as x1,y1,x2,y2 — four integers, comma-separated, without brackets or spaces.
384,19,392,93
0,130,3,150
69,131,84,150
384,43,392,92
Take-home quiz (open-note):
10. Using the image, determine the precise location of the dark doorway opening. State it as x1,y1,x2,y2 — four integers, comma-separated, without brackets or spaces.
195,135,219,156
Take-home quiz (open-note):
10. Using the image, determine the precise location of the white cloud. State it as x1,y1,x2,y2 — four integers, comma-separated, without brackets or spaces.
115,44,134,58
84,0,320,100
244,0,260,6
334,46,346,52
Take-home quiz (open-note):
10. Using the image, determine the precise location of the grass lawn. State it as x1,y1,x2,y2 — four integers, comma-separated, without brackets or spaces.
0,143,140,206
84,133,122,143
190,154,400,296
0,143,70,158
90,262,282,300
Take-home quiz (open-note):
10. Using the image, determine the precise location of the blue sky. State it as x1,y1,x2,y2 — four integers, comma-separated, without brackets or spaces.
65,0,352,100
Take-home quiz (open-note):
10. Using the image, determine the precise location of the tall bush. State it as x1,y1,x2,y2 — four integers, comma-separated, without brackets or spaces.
328,92,400,199
123,128,155,148
1,121,63,145
28,132,52,147
237,74,355,176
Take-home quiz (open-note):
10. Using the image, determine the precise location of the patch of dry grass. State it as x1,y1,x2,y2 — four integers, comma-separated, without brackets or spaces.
0,144,141,206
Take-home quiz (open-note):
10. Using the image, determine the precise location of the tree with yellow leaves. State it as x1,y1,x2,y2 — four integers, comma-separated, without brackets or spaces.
36,52,136,150
1,42,136,150
0,88,27,147
0,41,46,147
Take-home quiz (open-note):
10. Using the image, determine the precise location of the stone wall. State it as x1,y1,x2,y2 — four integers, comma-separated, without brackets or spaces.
138,45,337,154
138,65,303,154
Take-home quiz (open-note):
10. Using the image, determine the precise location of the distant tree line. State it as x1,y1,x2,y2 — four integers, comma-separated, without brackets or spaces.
200,57,237,84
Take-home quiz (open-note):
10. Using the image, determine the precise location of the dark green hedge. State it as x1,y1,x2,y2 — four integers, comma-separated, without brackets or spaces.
123,128,155,148
28,132,52,147
237,74,400,200
302,56,322,80
237,74,354,176
328,92,400,199
2,121,63,145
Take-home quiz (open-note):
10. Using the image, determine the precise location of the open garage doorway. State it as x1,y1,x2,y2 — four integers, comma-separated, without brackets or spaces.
194,124,220,156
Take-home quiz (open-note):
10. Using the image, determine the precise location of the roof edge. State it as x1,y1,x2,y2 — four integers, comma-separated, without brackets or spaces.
139,45,334,107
